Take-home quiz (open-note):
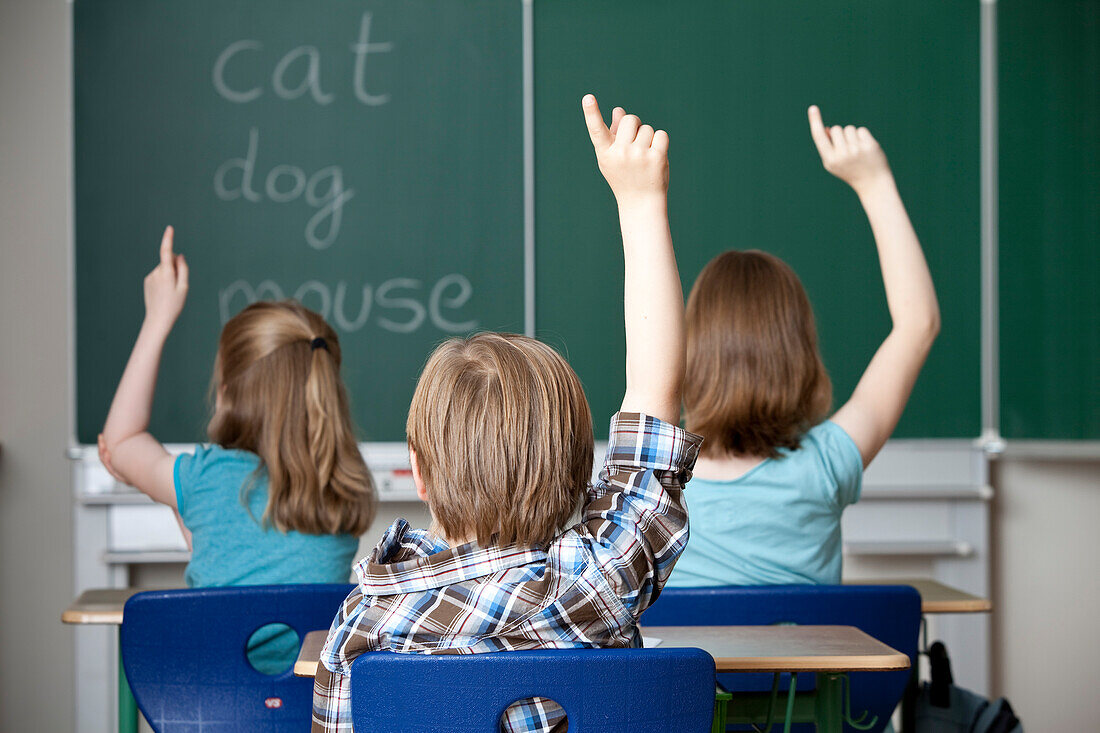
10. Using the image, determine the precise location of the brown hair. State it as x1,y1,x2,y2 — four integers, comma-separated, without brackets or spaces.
208,301,376,535
407,333,593,547
684,250,832,458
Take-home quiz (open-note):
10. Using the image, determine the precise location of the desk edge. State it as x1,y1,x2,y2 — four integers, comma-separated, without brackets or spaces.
921,599,993,613
708,651,912,673
294,659,320,678
61,610,125,625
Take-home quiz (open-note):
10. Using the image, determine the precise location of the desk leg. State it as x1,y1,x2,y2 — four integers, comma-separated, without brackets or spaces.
900,614,926,733
118,645,137,733
900,663,918,733
712,686,731,733
782,672,798,733
815,673,843,733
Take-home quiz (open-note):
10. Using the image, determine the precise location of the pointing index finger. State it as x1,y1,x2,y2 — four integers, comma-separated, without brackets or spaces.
160,225,175,267
582,94,611,150
807,105,832,156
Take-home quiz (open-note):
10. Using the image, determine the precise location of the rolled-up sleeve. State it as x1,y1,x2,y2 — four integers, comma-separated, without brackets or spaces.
313,585,370,732
311,662,352,732
581,412,703,616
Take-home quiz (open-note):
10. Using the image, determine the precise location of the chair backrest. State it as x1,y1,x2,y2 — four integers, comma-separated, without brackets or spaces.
121,584,353,732
350,648,717,733
642,585,921,733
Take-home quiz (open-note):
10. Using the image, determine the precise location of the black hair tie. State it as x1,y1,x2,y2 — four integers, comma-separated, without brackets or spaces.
310,337,329,352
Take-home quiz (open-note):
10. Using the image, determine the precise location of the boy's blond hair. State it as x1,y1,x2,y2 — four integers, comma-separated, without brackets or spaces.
407,333,593,547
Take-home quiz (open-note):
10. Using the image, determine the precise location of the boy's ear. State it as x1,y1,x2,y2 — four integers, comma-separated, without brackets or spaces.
409,447,428,502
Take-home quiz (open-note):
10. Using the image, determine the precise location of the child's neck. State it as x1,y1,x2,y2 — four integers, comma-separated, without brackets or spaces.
429,519,476,548
692,451,768,482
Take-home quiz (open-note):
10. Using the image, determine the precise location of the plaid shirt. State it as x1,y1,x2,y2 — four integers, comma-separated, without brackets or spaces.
312,412,702,732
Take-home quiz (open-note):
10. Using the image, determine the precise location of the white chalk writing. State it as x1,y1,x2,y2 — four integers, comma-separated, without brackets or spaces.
219,275,479,336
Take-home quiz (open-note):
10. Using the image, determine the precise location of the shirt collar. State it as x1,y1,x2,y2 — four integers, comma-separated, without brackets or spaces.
355,519,548,595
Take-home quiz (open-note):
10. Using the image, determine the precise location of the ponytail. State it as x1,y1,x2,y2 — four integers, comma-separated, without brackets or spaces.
209,301,377,536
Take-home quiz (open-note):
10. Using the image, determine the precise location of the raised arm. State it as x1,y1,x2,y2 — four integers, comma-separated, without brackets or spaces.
807,106,940,467
582,94,683,425
99,226,189,507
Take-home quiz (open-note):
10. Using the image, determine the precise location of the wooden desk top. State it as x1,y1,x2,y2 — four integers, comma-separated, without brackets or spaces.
61,588,178,625
293,625,909,678
297,630,328,677
643,625,910,673
848,578,992,614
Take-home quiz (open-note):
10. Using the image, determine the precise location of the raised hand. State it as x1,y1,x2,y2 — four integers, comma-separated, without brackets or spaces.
580,94,683,425
811,105,940,468
582,94,669,203
143,225,189,334
100,225,189,507
807,105,892,195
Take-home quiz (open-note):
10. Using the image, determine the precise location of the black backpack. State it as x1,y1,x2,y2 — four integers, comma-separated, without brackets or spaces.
914,641,1022,733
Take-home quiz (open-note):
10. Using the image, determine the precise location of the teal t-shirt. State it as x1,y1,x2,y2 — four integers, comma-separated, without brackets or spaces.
174,445,359,588
668,420,863,587
174,445,360,674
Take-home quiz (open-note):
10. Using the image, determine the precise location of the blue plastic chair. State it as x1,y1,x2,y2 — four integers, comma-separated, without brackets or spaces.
120,584,353,732
349,647,717,732
642,585,921,733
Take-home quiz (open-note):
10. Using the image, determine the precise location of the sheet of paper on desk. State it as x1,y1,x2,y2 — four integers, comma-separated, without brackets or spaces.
642,636,662,647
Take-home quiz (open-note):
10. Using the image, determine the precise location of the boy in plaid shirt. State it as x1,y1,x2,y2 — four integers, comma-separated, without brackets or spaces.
313,95,702,732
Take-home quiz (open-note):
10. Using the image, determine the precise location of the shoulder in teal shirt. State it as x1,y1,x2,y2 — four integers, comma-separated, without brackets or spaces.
668,420,863,587
174,444,358,588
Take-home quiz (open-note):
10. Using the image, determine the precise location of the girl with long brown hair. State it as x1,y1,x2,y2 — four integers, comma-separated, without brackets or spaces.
668,106,940,587
98,227,376,667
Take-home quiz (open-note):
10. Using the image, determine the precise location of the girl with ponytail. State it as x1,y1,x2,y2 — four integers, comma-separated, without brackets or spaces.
99,227,376,668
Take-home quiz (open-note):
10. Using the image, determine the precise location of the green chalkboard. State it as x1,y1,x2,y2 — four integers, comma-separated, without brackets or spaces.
999,0,1100,440
75,0,525,444
76,0,987,446
534,0,981,438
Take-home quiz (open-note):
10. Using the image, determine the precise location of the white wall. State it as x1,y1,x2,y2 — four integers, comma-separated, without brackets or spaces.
0,1,75,731
991,458,1100,728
